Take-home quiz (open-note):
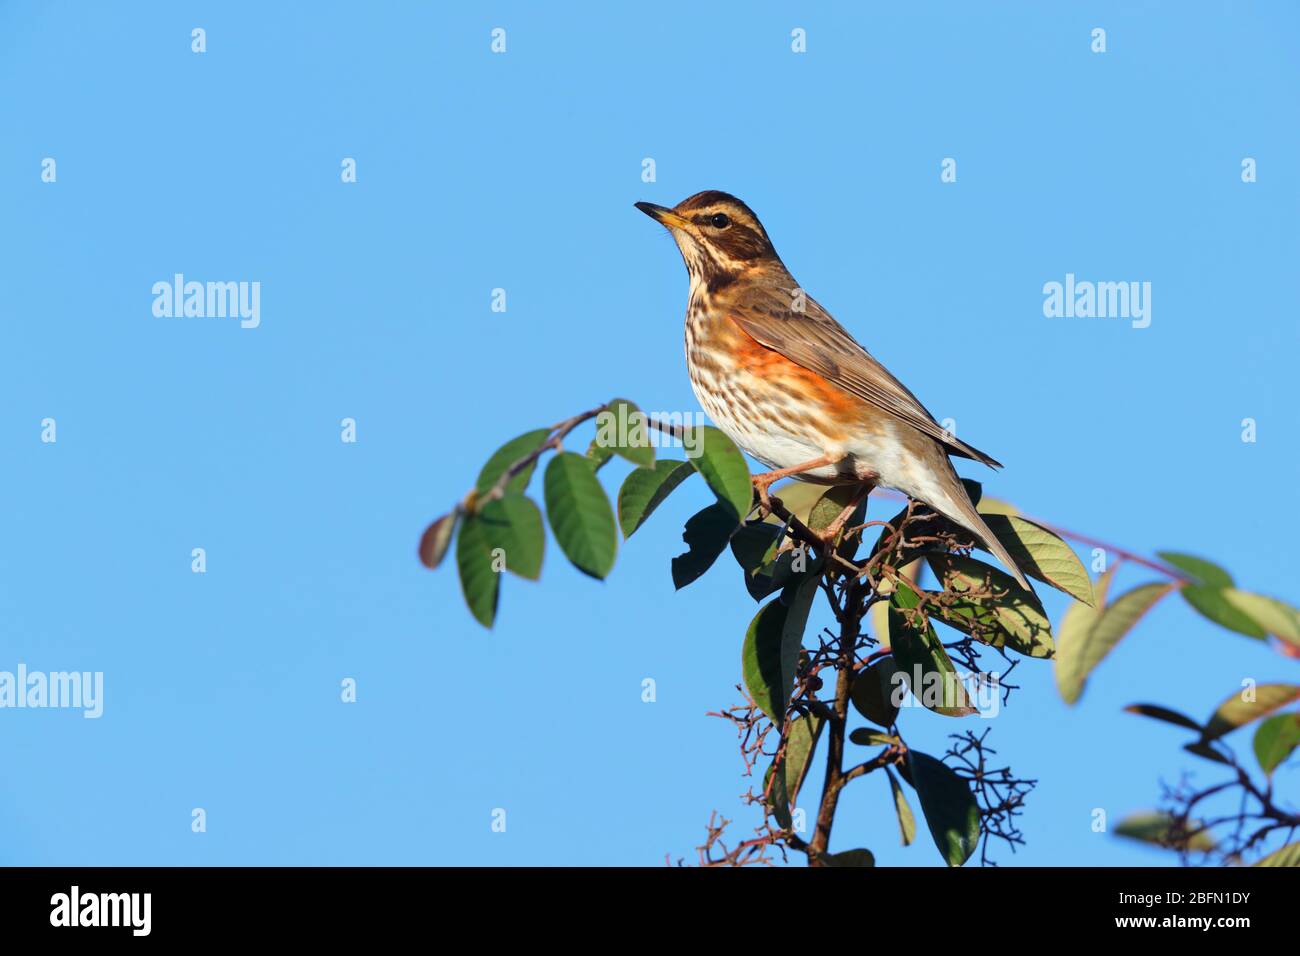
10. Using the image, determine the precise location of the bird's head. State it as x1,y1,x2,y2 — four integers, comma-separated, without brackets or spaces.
635,190,779,288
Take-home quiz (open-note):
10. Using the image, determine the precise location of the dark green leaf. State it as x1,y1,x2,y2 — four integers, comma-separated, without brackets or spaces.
687,425,753,521
1123,703,1203,733
476,428,551,496
781,713,824,807
542,452,617,579
730,520,783,573
1180,586,1267,640
742,579,817,724
478,495,545,580
850,657,902,728
593,398,655,468
418,510,459,570
824,848,875,867
1183,742,1232,765
1254,712,1300,777
616,459,694,538
927,554,1055,659
890,583,976,717
907,750,980,867
763,761,792,830
455,514,500,628
743,549,798,602
671,502,739,590
1156,552,1234,588
1203,683,1300,742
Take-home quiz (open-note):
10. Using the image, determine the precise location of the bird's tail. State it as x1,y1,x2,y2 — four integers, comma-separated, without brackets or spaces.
924,463,1033,593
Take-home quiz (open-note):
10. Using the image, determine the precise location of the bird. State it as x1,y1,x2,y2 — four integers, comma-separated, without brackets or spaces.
635,189,1031,591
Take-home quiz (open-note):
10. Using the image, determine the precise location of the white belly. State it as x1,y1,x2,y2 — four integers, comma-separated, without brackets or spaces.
689,372,955,506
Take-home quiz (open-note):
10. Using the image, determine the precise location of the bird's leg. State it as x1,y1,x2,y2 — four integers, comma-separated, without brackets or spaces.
818,480,877,545
750,454,840,512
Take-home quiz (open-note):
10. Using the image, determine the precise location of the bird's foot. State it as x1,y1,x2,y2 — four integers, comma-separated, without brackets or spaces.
816,482,877,547
750,472,782,514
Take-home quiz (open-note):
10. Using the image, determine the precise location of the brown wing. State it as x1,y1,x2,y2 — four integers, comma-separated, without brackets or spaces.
729,282,1003,468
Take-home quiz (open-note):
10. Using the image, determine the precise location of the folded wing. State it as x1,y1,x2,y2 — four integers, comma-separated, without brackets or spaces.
728,284,1003,469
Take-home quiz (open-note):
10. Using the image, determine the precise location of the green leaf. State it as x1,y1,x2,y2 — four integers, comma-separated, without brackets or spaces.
781,713,824,807
824,848,876,867
980,514,1094,606
1053,568,1114,704
890,582,976,717
616,459,694,538
764,761,793,829
1253,842,1300,867
926,554,1055,659
730,520,784,573
1115,811,1215,852
743,549,799,602
1183,742,1232,765
1180,586,1268,640
592,398,655,468
886,767,917,846
688,425,753,521
1055,579,1173,705
477,495,545,581
742,579,817,724
734,524,816,602
455,514,500,628
476,428,551,496
1123,703,1204,733
1221,591,1300,648
1202,683,1300,742
850,657,903,728
671,502,739,590
760,480,826,527
907,750,980,867
418,510,459,570
849,728,899,747
1156,552,1234,588
807,485,868,559
584,440,615,472
807,485,864,532
777,577,819,708
542,452,617,579
1253,712,1300,777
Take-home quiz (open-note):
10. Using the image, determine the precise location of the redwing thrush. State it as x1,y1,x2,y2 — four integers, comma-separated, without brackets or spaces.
636,190,1031,590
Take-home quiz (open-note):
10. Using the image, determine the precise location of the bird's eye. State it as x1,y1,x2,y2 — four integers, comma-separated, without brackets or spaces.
709,213,731,229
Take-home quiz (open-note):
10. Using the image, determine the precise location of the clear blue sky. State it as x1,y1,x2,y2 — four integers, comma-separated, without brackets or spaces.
1,2,1295,866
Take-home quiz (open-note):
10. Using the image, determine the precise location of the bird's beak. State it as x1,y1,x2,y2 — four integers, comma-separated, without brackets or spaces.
635,201,692,231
